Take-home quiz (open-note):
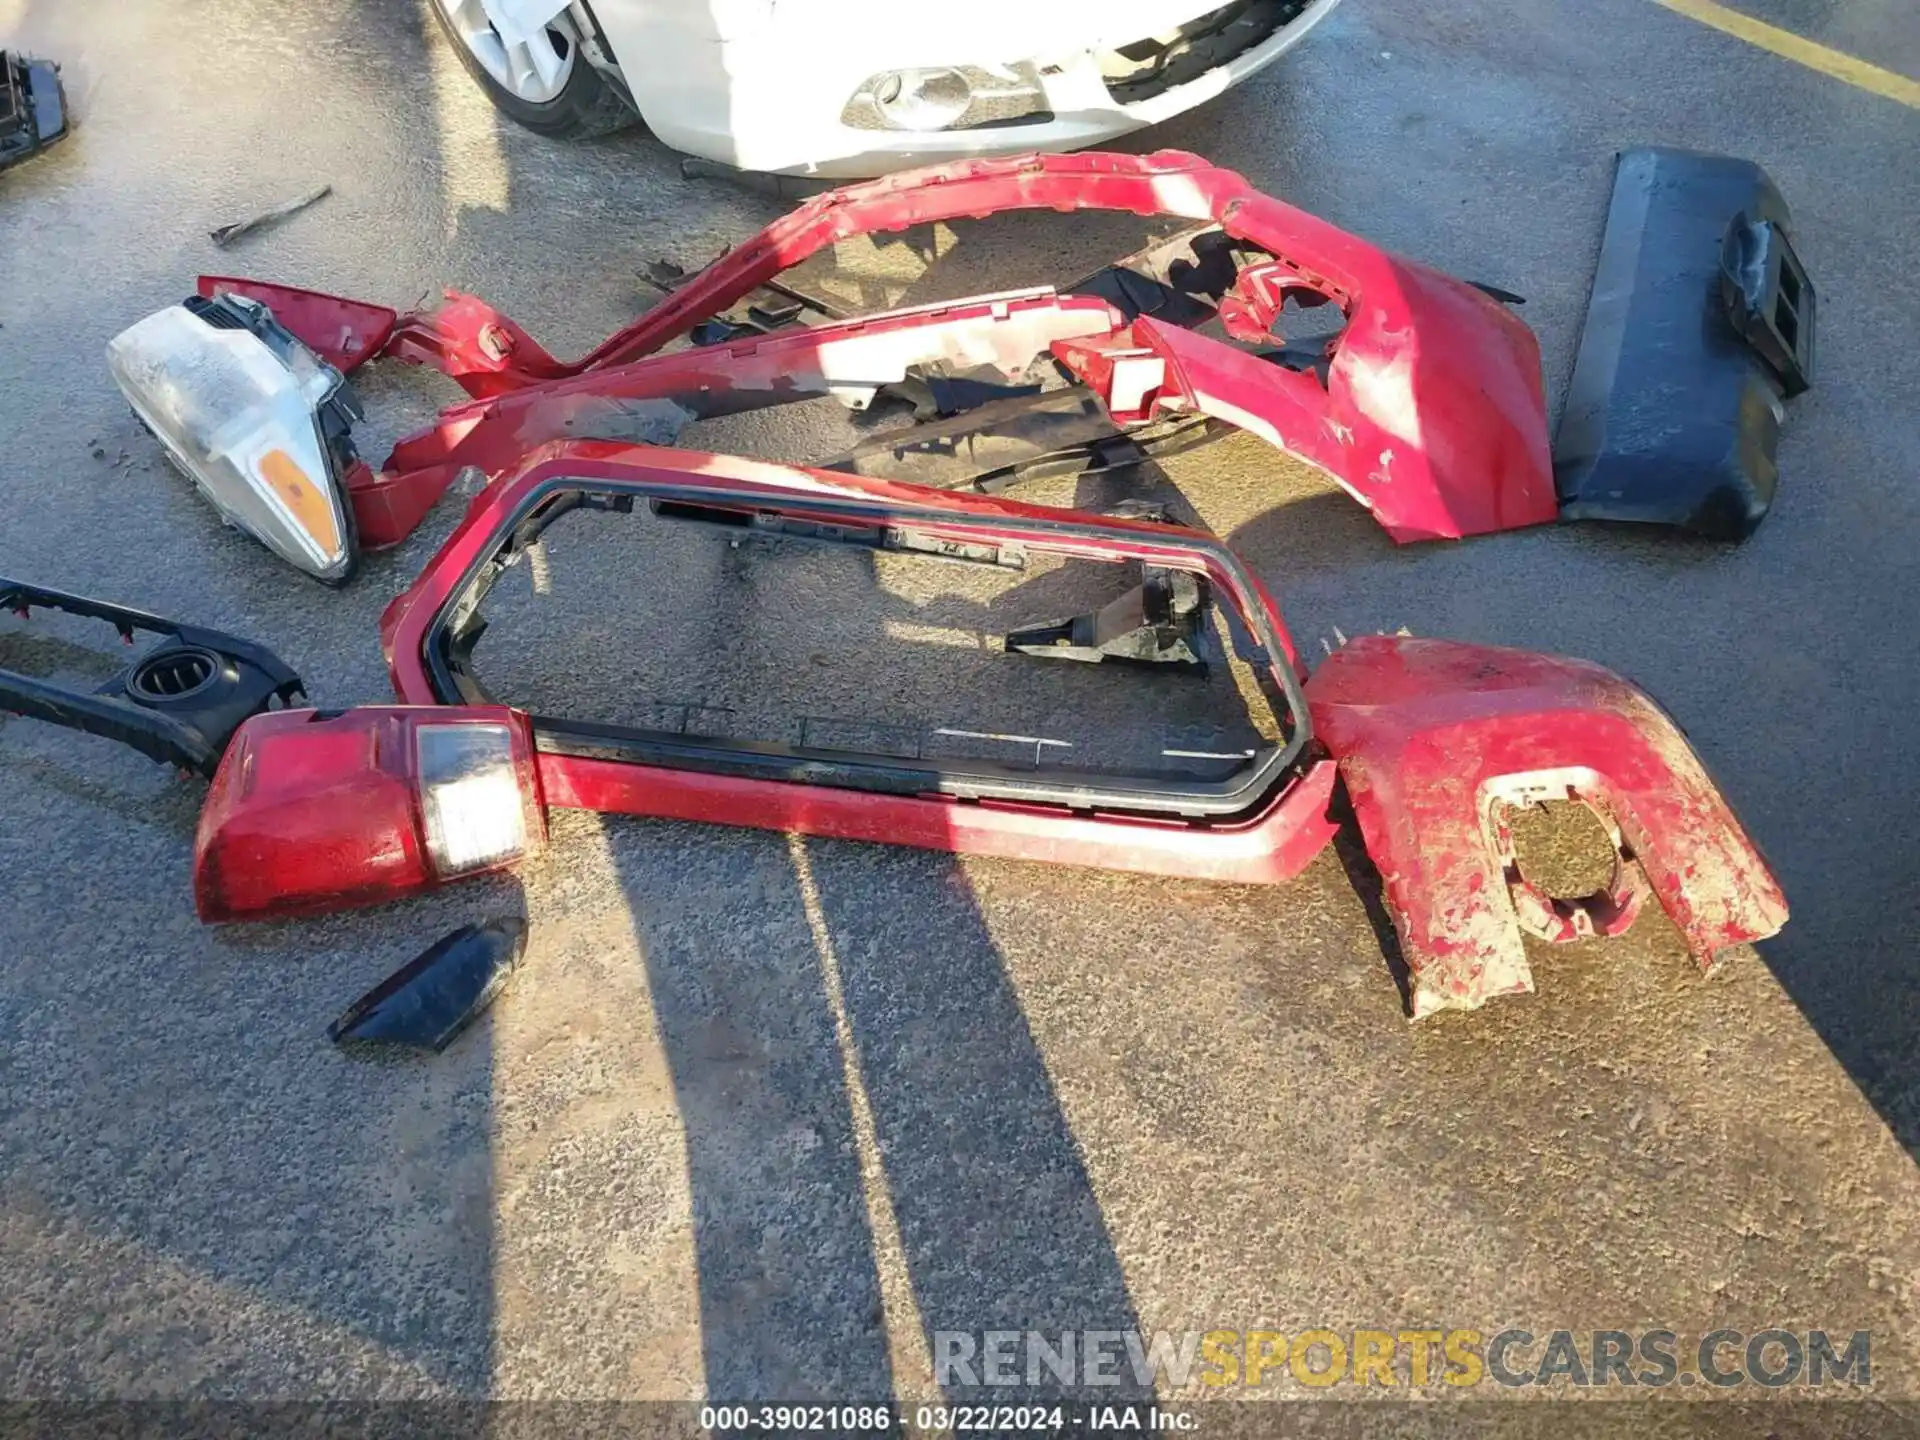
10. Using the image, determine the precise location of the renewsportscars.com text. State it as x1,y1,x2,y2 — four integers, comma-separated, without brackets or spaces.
934,1327,1871,1390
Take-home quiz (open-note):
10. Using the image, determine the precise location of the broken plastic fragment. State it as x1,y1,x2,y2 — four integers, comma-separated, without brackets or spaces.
328,917,529,1052
209,184,333,248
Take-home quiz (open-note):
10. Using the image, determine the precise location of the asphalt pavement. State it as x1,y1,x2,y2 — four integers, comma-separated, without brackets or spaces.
2,0,1918,1427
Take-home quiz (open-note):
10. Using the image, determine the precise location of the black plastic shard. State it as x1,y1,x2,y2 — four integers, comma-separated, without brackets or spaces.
329,917,529,1052
1553,147,1816,541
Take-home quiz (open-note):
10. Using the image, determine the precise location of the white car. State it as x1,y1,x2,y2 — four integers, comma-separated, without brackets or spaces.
425,0,1347,177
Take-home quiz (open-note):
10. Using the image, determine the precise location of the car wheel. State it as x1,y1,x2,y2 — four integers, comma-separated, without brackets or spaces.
425,0,635,139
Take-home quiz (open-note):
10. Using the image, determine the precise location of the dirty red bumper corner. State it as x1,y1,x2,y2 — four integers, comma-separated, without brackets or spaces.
1306,635,1789,1017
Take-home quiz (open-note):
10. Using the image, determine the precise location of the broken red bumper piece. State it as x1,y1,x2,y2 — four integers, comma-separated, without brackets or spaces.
190,439,1782,1021
1305,635,1788,1018
201,148,1554,553
194,439,1341,921
192,444,1785,1019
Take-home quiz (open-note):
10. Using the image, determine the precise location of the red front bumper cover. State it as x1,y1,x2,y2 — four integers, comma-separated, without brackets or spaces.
203,149,1555,551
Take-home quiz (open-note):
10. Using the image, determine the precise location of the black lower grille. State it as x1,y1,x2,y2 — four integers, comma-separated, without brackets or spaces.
1100,0,1314,105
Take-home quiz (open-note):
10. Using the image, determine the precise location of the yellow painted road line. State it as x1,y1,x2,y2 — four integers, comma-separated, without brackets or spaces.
1654,0,1920,109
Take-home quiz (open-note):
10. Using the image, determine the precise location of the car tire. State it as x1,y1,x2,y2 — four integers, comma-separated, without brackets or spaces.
425,1,637,140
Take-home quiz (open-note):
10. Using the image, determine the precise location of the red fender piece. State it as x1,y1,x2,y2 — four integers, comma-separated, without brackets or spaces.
198,277,398,372
1304,635,1788,1018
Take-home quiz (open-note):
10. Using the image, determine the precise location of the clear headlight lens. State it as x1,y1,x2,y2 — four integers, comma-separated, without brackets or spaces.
107,296,358,584
416,722,532,878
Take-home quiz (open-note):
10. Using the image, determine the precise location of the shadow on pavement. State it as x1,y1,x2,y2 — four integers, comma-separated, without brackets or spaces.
621,827,1149,1404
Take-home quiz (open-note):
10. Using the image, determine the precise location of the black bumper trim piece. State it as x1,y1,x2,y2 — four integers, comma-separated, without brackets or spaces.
330,918,528,1052
0,578,305,775
0,53,69,173
1553,147,1816,541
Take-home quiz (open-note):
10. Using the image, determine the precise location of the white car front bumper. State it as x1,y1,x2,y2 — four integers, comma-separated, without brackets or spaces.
600,0,1347,178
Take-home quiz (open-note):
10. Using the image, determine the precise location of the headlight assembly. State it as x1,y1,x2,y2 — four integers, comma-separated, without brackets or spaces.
107,293,363,584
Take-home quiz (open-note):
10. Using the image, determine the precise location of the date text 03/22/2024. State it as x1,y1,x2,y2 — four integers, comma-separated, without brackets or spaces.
697,1404,1196,1432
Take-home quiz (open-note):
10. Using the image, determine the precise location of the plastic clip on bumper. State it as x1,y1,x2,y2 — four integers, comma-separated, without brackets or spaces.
1305,635,1789,1018
1553,147,1816,540
199,149,1555,553
0,577,305,776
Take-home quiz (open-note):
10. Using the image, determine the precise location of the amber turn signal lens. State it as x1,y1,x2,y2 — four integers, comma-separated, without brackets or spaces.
257,448,343,559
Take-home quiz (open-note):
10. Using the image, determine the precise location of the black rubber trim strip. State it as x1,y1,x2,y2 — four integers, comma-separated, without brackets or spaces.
418,473,1311,820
